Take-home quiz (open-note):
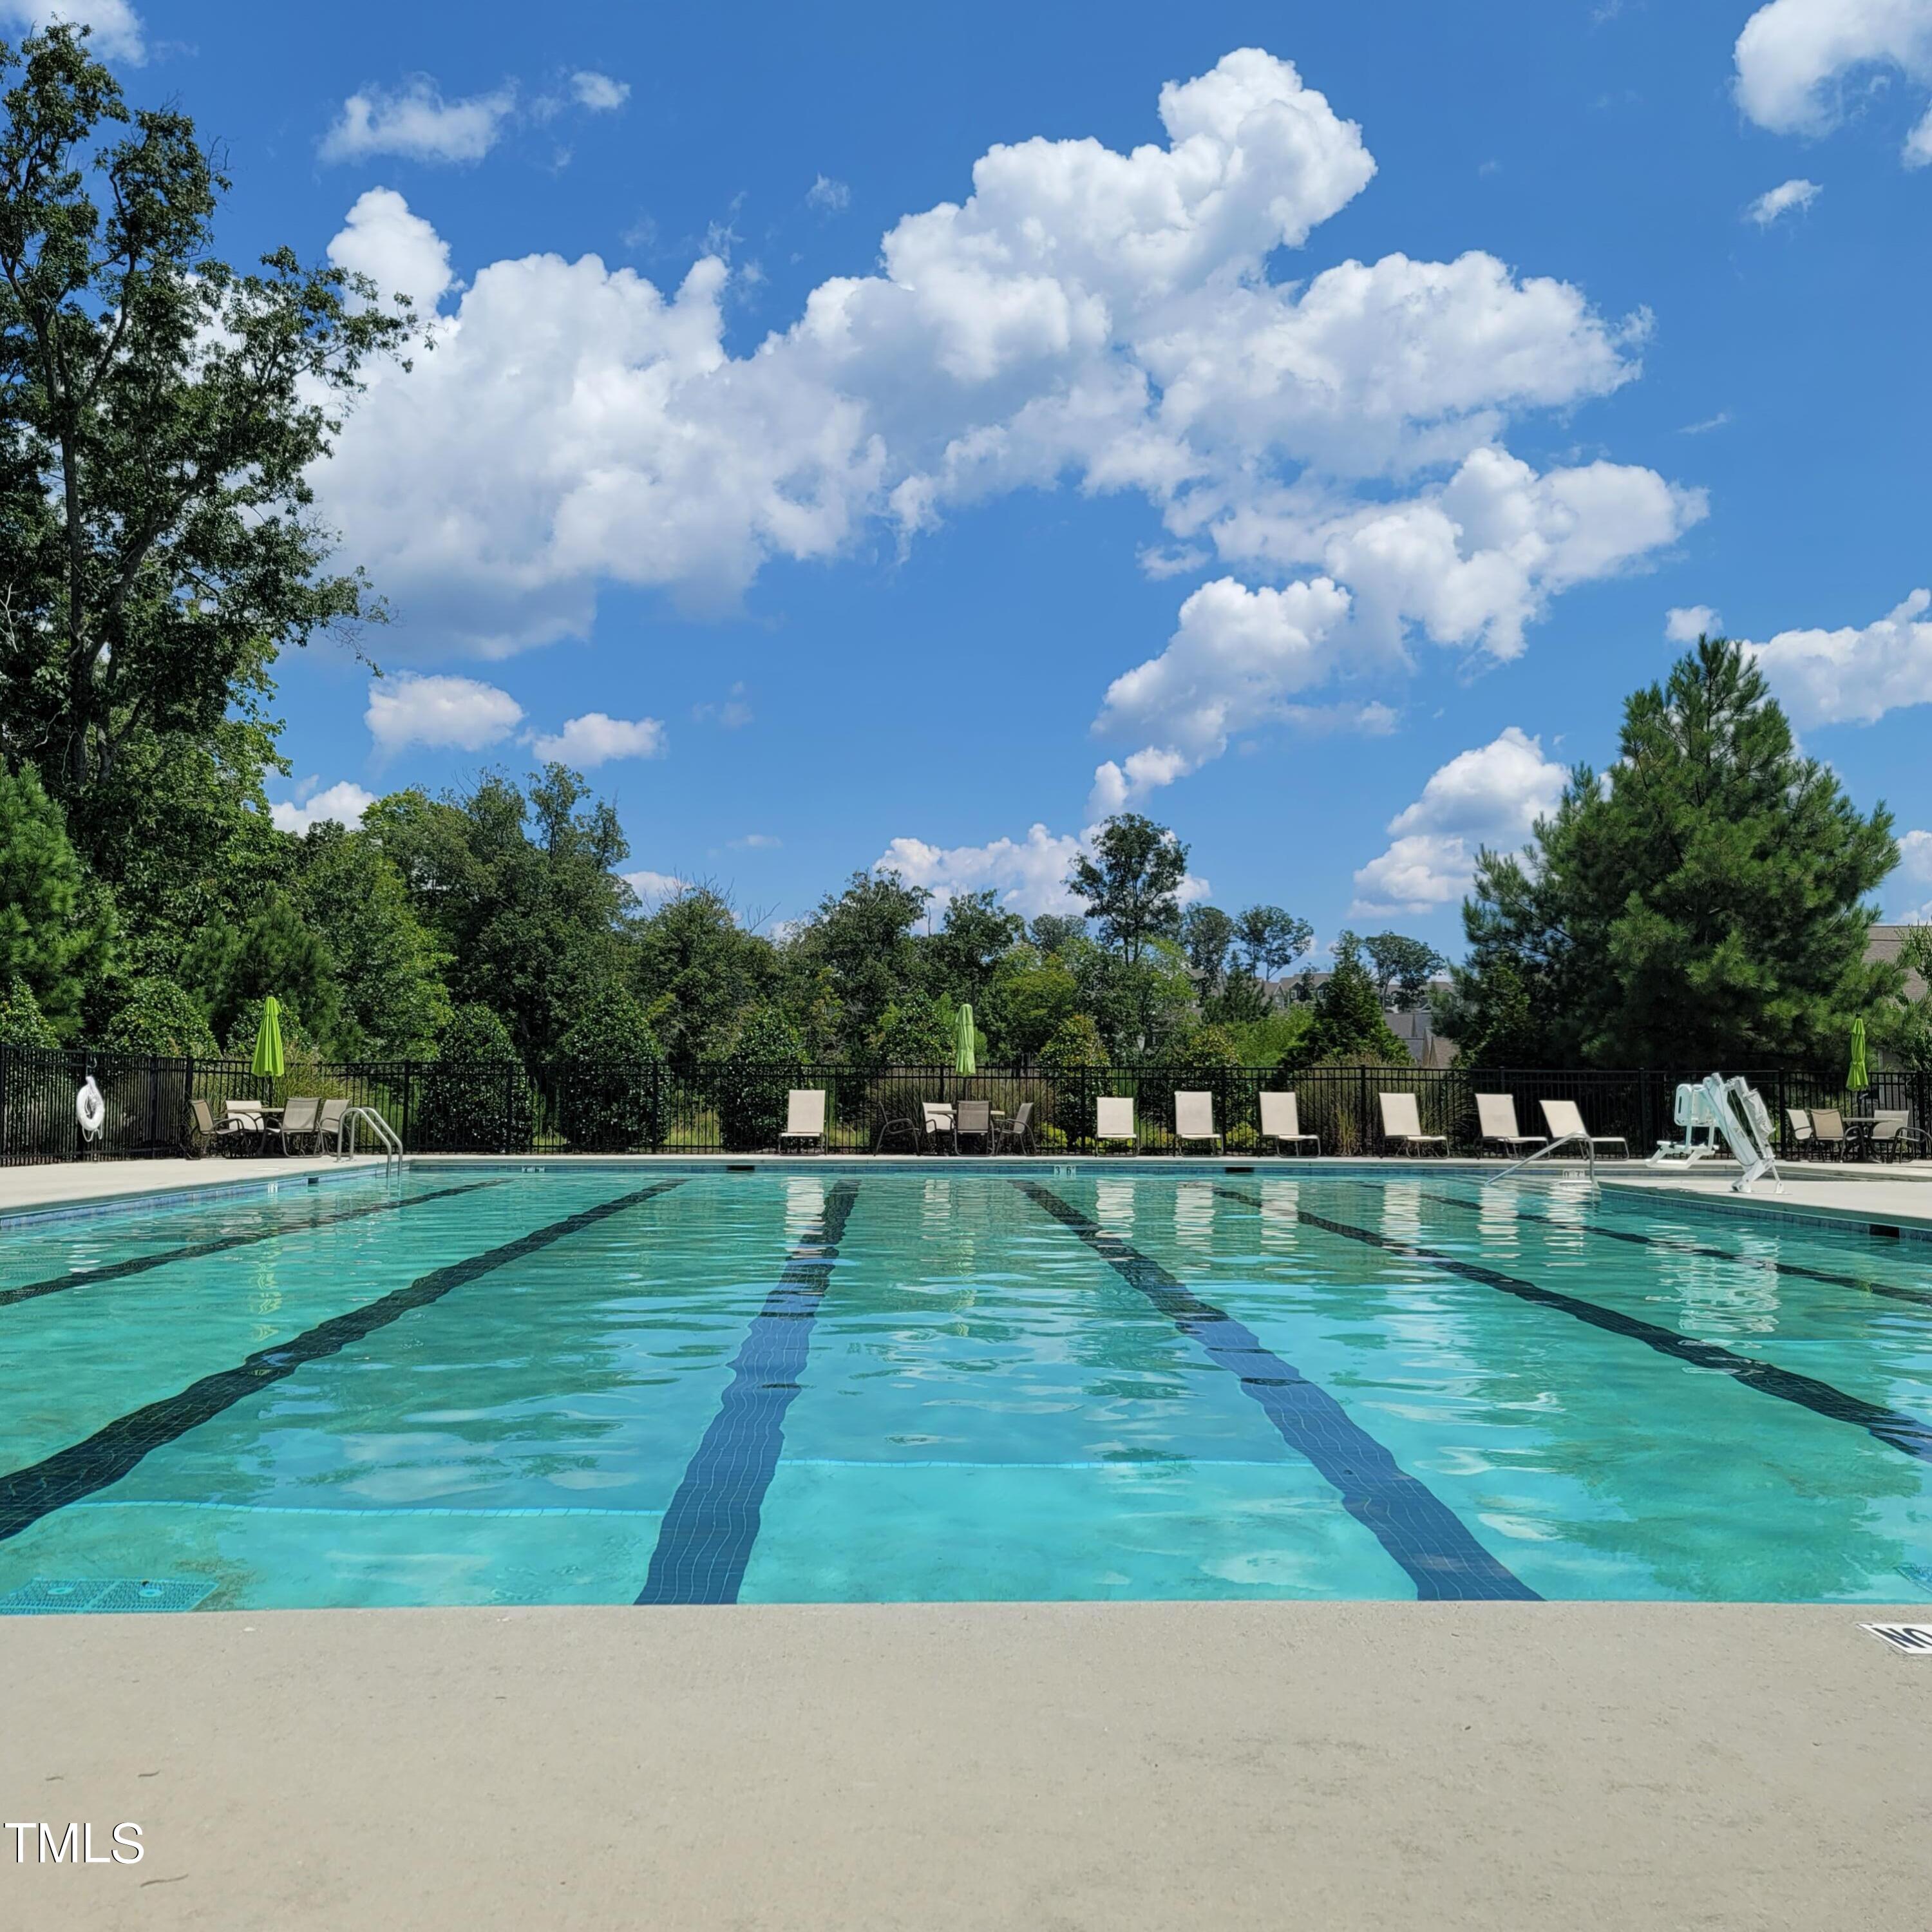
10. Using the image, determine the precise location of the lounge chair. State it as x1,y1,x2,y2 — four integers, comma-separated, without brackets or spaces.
779,1088,826,1154
278,1095,322,1155
1475,1093,1545,1157
922,1101,958,1155
1174,1090,1222,1154
956,1099,993,1152
1379,1091,1447,1155
992,1100,1035,1155
1785,1108,1815,1158
1095,1096,1137,1153
1539,1098,1629,1159
1258,1090,1318,1156
1807,1105,1848,1161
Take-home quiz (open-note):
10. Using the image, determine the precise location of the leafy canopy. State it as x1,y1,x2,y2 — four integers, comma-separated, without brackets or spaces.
1443,637,1897,1067
1066,813,1189,965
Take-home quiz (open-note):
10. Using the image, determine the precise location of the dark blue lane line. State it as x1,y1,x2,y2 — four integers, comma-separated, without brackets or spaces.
1417,1188,1932,1311
0,1180,687,1545
1014,1182,1539,1603
1225,1187,1932,1466
0,1179,509,1312
637,1182,859,1606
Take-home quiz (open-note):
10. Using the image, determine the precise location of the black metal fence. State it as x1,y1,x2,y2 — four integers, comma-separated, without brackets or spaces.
5,1045,1928,1165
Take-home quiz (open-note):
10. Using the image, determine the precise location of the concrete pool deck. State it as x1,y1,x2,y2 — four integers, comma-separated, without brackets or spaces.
5,1601,1932,1929
0,1155,388,1218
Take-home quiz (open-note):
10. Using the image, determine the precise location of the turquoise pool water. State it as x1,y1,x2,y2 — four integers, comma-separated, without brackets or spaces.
3,1164,1931,1609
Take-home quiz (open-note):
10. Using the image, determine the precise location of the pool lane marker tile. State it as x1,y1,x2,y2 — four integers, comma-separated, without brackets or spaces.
1417,1188,1932,1312
0,1180,687,1546
0,1179,509,1312
637,1181,860,1606
1014,1182,1539,1604
1235,1189,1932,1467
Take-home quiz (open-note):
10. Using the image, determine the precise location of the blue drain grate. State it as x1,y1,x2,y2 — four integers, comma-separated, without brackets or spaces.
0,1576,215,1615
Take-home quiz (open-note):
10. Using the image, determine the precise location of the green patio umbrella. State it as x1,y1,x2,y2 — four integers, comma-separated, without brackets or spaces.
954,1002,978,1077
1846,1015,1870,1094
250,996,286,1080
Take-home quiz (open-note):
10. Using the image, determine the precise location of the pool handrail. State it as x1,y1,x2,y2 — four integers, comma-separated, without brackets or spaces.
339,1105,402,1167
1489,1130,1598,1194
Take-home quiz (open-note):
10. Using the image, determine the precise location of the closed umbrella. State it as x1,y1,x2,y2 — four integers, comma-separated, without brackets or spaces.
954,1002,977,1077
1846,1015,1870,1095
250,996,286,1080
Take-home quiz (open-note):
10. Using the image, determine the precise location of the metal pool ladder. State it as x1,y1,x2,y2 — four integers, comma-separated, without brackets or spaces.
1489,1132,1599,1195
339,1106,402,1168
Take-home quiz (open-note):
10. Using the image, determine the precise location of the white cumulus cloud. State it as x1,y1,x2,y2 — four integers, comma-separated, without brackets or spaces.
529,712,666,766
570,71,629,111
322,79,517,166
0,1,144,62
366,672,524,752
1665,603,1721,643
327,187,456,316
875,821,1210,918
1350,727,1568,915
1893,828,1932,922
312,50,1697,674
806,174,850,211
1742,590,1932,725
269,781,378,835
621,869,690,904
1746,177,1823,223
1735,0,1932,166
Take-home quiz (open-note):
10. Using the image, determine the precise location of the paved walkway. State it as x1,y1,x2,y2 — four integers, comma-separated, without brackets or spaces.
0,1157,386,1217
5,1602,1931,1930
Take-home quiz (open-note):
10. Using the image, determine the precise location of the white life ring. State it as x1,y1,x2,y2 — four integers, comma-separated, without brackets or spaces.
77,1076,105,1140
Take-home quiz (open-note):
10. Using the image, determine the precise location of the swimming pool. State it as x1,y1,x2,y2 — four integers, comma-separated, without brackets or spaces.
3,1163,1931,1609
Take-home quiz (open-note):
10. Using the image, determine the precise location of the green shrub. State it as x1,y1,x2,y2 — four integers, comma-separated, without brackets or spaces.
555,989,665,1151
715,1007,806,1151
0,972,57,1048
415,1005,533,1152
1040,1013,1107,1144
103,976,216,1057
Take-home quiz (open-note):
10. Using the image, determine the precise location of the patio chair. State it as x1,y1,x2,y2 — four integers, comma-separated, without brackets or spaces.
956,1099,993,1153
1258,1090,1319,1156
191,1097,256,1157
315,1097,350,1155
992,1100,1036,1155
278,1095,323,1155
1868,1110,1929,1160
1379,1090,1447,1156
1785,1108,1815,1158
1808,1106,1848,1161
921,1101,958,1155
1475,1093,1545,1157
1174,1091,1222,1154
871,1094,921,1153
220,1098,268,1155
1095,1096,1137,1153
778,1088,826,1154
1539,1098,1629,1159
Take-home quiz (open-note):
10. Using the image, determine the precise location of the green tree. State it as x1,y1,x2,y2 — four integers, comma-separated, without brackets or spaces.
0,759,99,1033
102,973,214,1055
1039,1010,1108,1143
1363,933,1445,1009
1235,905,1312,980
1296,933,1410,1065
927,889,1023,1010
987,948,1080,1061
1179,904,1236,992
180,889,343,1052
1873,927,1932,1072
0,27,407,900
1066,814,1189,964
367,766,632,1063
289,821,449,1059
790,869,929,1060
0,968,53,1045
1028,913,1084,956
634,884,775,1060
1446,638,1897,1066
871,990,952,1064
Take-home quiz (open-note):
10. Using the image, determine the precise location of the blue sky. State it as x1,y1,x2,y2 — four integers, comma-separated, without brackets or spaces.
28,0,1932,947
